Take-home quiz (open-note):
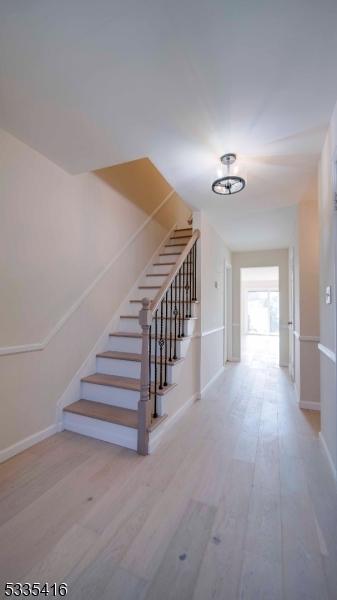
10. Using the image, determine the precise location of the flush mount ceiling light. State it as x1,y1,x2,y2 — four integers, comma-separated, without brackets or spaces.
212,153,246,195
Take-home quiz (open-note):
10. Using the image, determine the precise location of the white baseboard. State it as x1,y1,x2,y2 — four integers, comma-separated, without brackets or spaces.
319,432,337,484
200,366,225,398
228,357,240,363
0,424,60,464
299,401,321,411
149,392,199,453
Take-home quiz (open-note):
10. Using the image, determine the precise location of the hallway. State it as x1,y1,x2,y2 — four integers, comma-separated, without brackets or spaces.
241,334,279,366
0,362,336,599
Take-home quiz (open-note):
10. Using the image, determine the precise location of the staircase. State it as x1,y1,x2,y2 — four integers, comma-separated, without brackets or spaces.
63,227,199,454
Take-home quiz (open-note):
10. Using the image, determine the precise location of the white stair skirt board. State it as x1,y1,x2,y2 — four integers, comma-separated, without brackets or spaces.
63,412,137,451
299,401,321,411
81,381,139,410
319,432,337,484
96,356,174,384
149,392,199,453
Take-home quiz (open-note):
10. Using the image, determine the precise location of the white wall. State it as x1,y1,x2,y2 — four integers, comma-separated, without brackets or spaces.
231,249,289,366
0,128,191,454
196,212,231,392
318,103,337,478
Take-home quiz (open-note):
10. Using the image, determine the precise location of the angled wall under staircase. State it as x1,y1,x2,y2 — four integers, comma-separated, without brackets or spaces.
63,227,200,453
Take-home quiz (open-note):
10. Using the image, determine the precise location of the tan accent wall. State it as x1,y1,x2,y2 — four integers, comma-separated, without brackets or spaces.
0,128,190,452
318,104,337,475
292,179,320,410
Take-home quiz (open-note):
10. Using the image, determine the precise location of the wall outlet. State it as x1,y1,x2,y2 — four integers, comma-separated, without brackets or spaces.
325,285,332,304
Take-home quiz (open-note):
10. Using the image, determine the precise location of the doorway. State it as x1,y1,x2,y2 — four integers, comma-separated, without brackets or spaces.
240,266,280,366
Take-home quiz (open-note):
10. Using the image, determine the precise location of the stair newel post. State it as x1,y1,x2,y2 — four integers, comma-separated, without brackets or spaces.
138,297,152,456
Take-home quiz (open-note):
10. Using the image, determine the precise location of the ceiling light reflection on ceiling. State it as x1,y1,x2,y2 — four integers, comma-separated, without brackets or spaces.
212,153,246,195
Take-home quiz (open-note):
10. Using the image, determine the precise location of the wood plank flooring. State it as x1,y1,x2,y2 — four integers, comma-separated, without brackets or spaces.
0,361,336,599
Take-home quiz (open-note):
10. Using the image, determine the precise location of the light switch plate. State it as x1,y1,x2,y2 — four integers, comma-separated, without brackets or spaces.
325,285,332,304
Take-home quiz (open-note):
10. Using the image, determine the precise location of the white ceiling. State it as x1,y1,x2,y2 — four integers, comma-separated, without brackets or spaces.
1,0,337,250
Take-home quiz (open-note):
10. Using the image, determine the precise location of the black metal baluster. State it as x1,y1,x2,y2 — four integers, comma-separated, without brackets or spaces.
185,259,188,325
159,300,164,390
149,324,152,405
193,242,197,301
189,248,192,317
178,266,182,338
182,260,185,337
154,309,158,418
173,275,178,359
169,283,173,362
164,290,168,385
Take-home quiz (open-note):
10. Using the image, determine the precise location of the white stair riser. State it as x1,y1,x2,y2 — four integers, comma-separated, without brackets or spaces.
119,317,195,336
81,381,139,409
108,335,188,357
126,301,198,318
158,255,179,265
125,303,142,316
133,288,160,300
143,275,167,287
96,357,174,383
63,413,137,451
169,237,191,244
150,264,173,275
161,246,185,255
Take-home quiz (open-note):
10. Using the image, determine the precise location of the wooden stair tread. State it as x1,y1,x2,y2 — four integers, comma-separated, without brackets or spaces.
148,414,168,432
138,285,161,289
152,262,175,266
81,372,176,395
165,243,187,247
110,331,193,340
97,351,183,364
175,228,192,233
120,314,198,320
159,252,181,256
64,400,138,428
171,235,192,240
129,299,199,304
146,273,168,277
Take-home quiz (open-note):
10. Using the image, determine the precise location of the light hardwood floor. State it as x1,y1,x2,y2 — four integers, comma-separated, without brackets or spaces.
0,361,336,599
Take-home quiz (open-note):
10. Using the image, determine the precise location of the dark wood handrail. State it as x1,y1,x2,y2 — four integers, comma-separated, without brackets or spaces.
150,229,200,315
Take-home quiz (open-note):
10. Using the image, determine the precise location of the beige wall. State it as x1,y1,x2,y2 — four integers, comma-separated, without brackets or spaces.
196,212,231,392
231,249,289,366
292,180,320,410
318,103,337,476
0,128,190,453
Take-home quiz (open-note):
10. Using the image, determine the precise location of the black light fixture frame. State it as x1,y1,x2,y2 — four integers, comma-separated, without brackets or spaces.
212,153,246,195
